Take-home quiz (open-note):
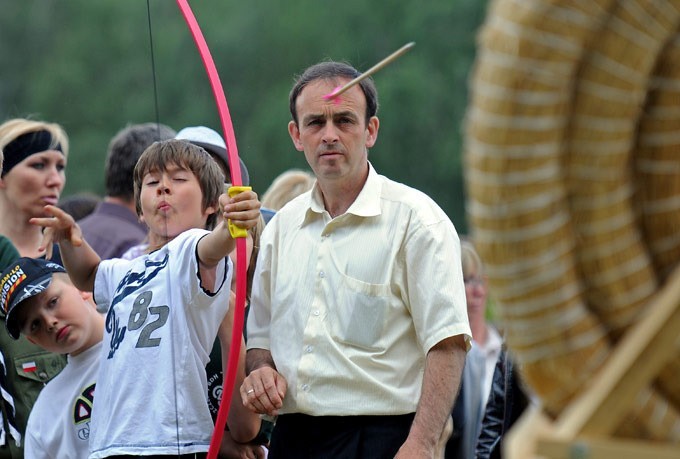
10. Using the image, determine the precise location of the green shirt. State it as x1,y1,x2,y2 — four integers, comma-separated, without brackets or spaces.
0,236,67,458
0,236,18,269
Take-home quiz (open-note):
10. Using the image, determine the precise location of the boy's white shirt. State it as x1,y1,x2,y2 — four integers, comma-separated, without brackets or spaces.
89,228,231,458
25,341,102,459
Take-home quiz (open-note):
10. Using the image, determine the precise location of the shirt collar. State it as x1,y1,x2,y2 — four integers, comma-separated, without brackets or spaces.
301,162,382,227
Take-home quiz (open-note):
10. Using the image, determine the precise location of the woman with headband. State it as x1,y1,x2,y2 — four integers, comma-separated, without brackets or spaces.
0,118,68,459
0,118,69,262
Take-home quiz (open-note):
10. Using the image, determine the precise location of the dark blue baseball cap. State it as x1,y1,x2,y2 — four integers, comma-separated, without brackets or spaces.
0,257,66,339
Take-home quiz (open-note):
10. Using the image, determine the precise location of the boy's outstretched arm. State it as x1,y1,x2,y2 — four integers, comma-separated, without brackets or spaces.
198,189,260,268
30,205,101,292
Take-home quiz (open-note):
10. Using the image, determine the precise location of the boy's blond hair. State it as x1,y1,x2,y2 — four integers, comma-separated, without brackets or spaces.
134,139,225,230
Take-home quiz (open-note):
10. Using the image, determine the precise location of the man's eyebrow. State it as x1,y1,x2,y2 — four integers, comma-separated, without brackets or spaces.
301,113,324,124
333,111,358,119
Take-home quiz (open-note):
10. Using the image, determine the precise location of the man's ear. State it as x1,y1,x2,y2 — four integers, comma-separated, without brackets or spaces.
288,121,304,152
365,116,379,149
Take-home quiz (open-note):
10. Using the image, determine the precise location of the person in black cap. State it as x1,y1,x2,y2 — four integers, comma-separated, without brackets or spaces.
0,257,104,458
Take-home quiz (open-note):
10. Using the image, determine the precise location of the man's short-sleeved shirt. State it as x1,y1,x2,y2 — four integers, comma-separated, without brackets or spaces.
247,164,471,416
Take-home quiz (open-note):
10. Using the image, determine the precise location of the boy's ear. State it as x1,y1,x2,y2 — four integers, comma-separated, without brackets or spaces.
79,290,93,302
204,204,217,218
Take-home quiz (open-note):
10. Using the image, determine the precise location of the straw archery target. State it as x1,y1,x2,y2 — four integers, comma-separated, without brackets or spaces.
464,0,680,440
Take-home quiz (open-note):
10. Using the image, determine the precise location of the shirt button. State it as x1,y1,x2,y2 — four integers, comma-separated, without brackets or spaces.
312,309,320,316
301,384,310,392
319,271,325,278
38,371,48,380
305,345,314,353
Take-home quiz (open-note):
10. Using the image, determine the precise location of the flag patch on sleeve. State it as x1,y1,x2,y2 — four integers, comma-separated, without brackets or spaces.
22,361,37,372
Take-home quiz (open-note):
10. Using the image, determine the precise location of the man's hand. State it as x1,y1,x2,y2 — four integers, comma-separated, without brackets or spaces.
218,432,266,459
241,365,287,417
29,205,83,259
396,335,467,459
394,438,435,459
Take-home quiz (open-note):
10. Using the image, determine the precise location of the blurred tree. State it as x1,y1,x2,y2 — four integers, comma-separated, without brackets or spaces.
0,0,489,232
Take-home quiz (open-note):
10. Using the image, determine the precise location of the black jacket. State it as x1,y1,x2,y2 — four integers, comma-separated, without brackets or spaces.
475,349,529,459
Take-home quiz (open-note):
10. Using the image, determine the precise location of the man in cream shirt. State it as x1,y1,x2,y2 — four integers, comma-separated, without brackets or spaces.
243,60,471,459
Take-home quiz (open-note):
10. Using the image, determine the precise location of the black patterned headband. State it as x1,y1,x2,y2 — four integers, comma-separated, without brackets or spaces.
2,130,63,177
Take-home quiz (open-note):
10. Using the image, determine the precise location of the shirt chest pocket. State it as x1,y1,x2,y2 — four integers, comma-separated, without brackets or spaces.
12,352,67,408
330,272,393,352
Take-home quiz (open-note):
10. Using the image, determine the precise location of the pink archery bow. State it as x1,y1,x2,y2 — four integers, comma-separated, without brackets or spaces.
176,2,249,458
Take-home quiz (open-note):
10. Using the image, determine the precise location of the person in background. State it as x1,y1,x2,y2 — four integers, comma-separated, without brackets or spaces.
445,238,503,459
475,347,530,459
0,257,104,459
0,238,18,272
0,118,69,263
260,169,315,224
0,118,69,458
175,126,250,189
242,61,470,459
78,122,175,260
0,150,20,269
0,149,21,459
58,192,101,222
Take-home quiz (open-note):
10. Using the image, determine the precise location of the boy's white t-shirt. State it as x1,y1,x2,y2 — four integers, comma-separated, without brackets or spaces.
89,228,231,458
24,341,102,459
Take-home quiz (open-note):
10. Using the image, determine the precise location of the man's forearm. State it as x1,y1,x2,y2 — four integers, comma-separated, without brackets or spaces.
408,335,467,449
246,348,276,374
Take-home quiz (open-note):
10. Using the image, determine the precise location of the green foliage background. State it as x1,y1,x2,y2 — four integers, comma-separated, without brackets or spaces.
0,0,489,232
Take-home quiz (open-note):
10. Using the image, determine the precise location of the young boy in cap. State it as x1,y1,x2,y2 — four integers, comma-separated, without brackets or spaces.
32,139,261,457
0,257,104,458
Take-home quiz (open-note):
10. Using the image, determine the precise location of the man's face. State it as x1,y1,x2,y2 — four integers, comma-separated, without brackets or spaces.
15,275,97,356
288,79,378,184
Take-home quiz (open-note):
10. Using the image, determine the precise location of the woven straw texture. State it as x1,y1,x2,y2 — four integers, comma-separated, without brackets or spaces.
464,0,680,441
